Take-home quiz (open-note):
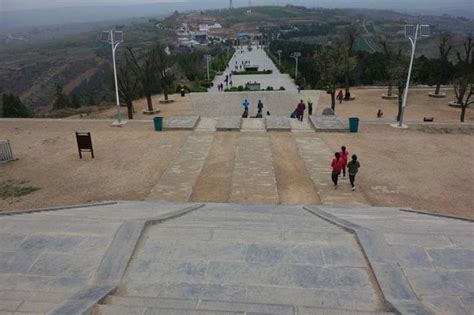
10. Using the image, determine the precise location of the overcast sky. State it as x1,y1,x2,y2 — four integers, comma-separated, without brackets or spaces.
1,0,473,13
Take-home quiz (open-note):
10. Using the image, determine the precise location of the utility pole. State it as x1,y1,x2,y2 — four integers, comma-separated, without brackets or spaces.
290,52,301,83
277,50,282,68
101,30,125,126
393,24,430,128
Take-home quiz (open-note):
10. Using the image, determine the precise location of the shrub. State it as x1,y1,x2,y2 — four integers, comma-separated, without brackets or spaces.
279,86,286,90
266,86,274,91
237,85,244,91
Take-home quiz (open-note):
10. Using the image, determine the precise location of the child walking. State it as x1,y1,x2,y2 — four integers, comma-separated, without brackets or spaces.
331,152,345,189
347,154,360,191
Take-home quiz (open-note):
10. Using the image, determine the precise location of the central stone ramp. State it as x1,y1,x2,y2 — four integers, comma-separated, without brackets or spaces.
147,134,214,201
296,136,370,206
229,133,279,204
101,204,386,314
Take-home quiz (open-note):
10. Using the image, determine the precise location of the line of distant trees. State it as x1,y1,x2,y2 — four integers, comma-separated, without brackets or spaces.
269,30,473,122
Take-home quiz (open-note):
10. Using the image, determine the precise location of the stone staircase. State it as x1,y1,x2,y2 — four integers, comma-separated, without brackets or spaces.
0,290,70,314
94,295,395,315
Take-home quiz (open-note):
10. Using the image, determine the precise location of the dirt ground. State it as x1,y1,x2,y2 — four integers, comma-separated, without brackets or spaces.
76,94,195,120
0,120,189,211
317,87,473,122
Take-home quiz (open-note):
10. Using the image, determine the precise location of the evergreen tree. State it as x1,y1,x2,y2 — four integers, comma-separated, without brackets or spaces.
2,93,30,118
70,94,82,109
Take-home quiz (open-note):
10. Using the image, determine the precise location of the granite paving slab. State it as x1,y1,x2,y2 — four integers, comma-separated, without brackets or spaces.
216,117,241,131
309,115,348,132
266,116,291,131
163,116,200,130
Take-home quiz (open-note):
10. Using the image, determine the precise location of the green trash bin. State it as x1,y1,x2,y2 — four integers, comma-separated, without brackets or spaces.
349,117,359,133
153,117,163,131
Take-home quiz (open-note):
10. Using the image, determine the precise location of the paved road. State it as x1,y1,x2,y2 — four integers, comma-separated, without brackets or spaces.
211,45,297,92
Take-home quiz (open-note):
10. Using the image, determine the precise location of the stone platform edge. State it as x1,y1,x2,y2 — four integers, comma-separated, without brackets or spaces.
303,206,435,315
0,201,118,216
46,203,205,315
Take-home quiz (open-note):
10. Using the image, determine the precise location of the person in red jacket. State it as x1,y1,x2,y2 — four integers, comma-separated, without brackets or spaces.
337,89,344,104
339,146,349,178
331,152,345,188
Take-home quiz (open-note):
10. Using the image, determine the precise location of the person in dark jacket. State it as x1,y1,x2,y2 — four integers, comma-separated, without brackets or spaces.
296,100,306,121
347,154,360,191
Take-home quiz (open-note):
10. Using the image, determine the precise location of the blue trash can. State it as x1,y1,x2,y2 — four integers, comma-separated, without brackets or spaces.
349,117,359,133
153,117,163,131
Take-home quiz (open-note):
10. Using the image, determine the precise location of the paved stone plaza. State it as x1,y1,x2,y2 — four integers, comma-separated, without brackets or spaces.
0,201,471,314
211,46,296,92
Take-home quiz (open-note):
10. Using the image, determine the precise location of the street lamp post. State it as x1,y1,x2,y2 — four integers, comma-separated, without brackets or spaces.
204,54,211,81
396,24,430,128
290,52,301,83
277,49,282,68
101,30,125,126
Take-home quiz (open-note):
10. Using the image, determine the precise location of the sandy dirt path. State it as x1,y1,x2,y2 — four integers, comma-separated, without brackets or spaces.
189,132,239,203
269,133,320,205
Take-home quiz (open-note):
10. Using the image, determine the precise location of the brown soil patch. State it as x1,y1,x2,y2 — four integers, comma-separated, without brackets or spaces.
319,124,474,219
269,133,320,205
317,88,473,122
0,120,188,211
190,133,238,203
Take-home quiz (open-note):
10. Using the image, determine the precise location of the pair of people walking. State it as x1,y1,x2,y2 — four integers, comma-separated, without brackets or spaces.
331,146,360,190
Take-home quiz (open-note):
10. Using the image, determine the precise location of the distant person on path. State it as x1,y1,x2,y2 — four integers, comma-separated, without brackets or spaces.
347,154,360,191
337,89,344,104
339,146,349,178
307,96,313,115
377,109,383,118
242,99,250,110
296,100,306,121
331,152,345,189
257,100,264,114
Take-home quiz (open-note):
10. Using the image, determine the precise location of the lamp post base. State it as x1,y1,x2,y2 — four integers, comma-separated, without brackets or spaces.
111,120,128,127
390,123,408,129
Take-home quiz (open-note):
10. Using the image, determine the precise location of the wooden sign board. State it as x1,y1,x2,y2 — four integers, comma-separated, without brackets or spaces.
75,132,94,159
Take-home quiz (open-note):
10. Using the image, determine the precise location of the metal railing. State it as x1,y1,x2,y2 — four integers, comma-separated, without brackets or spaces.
0,140,14,162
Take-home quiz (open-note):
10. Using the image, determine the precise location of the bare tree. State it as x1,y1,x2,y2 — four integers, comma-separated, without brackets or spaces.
380,36,397,97
434,32,453,95
117,51,140,119
153,43,175,102
387,51,409,121
315,43,346,111
454,36,474,122
342,25,360,100
127,46,158,112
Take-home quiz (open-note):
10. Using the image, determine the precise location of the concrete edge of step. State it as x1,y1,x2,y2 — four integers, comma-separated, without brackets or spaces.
302,206,436,315
46,203,206,315
0,201,118,217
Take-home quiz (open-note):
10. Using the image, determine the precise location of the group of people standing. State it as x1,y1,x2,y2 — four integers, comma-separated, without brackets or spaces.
217,74,232,92
331,146,360,191
290,97,313,121
242,99,265,118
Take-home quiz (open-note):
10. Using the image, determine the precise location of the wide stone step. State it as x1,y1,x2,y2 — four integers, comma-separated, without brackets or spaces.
94,304,246,315
105,295,293,314
99,296,394,315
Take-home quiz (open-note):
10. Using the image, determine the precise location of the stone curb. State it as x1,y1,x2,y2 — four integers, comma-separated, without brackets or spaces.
47,203,205,315
399,208,474,222
0,201,118,216
303,206,435,315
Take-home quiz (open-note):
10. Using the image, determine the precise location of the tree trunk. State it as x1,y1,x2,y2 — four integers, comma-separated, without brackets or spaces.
460,104,466,122
126,101,134,120
164,88,169,101
146,94,153,112
435,82,441,95
387,83,393,97
331,91,336,112
344,75,350,100
397,94,403,121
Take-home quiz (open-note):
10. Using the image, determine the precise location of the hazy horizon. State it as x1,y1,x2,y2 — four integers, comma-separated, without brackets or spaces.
2,0,473,14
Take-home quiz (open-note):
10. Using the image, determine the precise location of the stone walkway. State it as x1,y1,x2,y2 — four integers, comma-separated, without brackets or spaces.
1,201,471,314
229,133,279,204
147,135,214,201
211,45,296,92
295,136,370,206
